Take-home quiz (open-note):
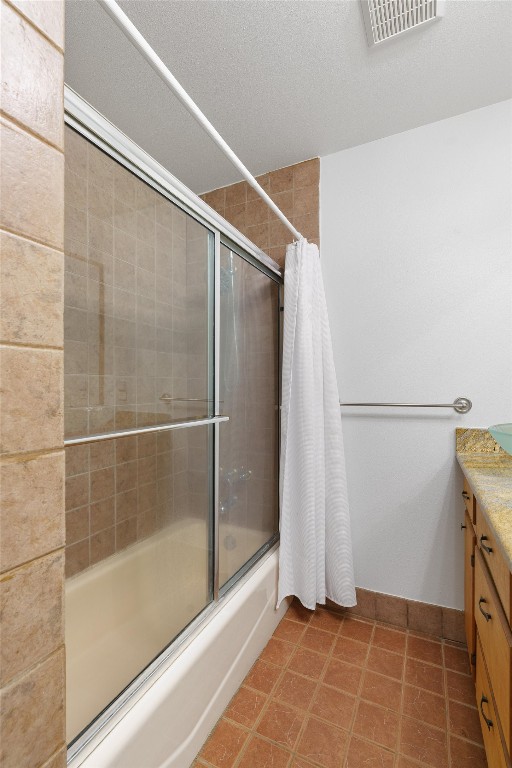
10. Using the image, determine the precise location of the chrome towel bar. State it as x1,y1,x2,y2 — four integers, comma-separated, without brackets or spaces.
339,397,472,414
64,415,229,446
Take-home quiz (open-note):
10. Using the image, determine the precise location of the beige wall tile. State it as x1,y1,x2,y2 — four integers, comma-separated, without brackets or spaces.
0,452,64,573
66,506,89,545
65,444,89,477
0,648,65,768
65,472,89,511
0,346,63,455
0,118,64,250
246,197,269,226
202,187,225,212
294,185,319,219
269,166,294,194
293,158,320,189
90,526,115,565
0,232,63,346
65,125,87,178
90,497,115,533
225,181,248,208
0,551,64,685
7,0,64,48
1,2,63,148
90,466,115,503
65,538,89,577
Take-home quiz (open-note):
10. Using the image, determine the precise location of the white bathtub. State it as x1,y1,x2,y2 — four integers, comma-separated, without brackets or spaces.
67,523,288,768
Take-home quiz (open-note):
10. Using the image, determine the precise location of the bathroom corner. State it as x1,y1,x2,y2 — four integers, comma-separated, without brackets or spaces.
0,1,67,766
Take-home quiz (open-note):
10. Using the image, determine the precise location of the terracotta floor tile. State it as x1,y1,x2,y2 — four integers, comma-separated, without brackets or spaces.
244,659,283,694
199,719,248,768
351,700,399,750
309,608,344,634
296,715,348,768
288,646,327,680
223,686,267,728
310,683,356,729
260,637,295,667
372,625,407,654
339,617,374,644
300,626,336,656
194,608,484,768
446,668,477,705
323,658,363,696
332,636,369,666
395,757,428,768
443,644,471,675
274,619,306,645
448,700,483,745
344,735,395,768
286,601,313,624
402,685,446,730
360,670,402,712
236,735,292,768
404,658,444,696
449,735,488,767
407,636,443,667
399,716,449,768
256,699,304,750
274,670,317,711
366,646,404,681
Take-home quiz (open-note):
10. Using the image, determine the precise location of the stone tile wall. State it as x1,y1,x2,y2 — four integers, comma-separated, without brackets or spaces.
201,158,320,268
0,1,66,766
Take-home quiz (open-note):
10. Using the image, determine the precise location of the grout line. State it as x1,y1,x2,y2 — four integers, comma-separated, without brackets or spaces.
0,108,63,154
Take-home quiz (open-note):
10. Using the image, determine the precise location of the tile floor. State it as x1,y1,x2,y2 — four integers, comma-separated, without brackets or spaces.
192,601,487,768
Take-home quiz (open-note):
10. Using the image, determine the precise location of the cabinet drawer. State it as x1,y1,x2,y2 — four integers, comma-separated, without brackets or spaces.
475,549,512,753
476,636,511,768
476,502,512,622
462,476,475,526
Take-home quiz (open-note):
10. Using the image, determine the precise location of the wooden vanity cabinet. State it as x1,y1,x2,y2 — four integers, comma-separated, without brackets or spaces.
463,509,477,675
462,485,512,768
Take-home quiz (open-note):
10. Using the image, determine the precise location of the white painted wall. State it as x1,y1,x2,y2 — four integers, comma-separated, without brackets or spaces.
320,100,512,609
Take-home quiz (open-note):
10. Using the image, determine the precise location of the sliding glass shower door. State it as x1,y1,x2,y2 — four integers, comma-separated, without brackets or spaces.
218,245,280,589
64,125,281,749
64,127,215,742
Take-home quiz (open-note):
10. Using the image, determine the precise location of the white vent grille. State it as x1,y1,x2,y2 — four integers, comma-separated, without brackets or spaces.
361,0,441,46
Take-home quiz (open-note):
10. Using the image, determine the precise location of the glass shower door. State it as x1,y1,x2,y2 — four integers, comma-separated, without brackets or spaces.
64,127,215,743
218,245,280,589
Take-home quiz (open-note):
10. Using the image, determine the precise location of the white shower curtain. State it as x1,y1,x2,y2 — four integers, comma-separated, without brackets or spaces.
277,238,356,610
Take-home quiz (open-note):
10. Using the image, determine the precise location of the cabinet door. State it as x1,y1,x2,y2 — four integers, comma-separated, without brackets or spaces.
464,509,476,673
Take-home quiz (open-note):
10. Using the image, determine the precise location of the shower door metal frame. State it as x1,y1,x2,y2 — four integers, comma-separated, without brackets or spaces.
64,88,284,765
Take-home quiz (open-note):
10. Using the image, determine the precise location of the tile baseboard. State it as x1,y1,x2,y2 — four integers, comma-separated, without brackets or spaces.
325,589,465,643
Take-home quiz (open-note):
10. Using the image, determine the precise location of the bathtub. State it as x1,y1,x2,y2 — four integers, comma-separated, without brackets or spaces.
67,521,288,768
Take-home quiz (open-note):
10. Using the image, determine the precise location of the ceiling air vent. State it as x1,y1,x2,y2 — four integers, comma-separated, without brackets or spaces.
361,0,443,46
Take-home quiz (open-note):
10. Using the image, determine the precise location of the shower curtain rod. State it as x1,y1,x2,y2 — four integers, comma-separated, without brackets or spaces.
96,0,303,242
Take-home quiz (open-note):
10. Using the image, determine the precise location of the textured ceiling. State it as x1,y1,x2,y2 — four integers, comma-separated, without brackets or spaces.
65,0,512,194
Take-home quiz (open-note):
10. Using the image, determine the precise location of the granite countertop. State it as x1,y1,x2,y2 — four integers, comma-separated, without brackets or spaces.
456,428,512,569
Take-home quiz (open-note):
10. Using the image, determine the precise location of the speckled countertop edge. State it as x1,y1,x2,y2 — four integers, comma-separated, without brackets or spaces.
456,429,512,569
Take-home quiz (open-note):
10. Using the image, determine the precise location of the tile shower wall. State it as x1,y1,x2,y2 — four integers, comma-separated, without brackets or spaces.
0,1,66,766
64,128,211,576
201,158,319,267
